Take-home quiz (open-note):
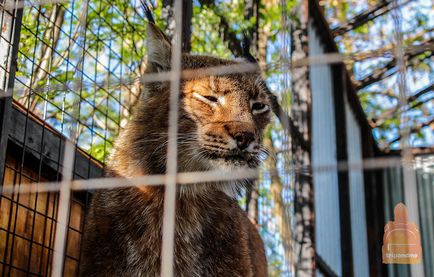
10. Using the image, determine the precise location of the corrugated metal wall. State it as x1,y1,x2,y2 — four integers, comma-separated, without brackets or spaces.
416,157,434,277
383,155,434,277
344,96,369,277
308,21,342,276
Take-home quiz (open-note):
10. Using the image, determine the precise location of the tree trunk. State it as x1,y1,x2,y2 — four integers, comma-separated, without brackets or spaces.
244,0,260,56
243,0,261,223
19,5,65,107
290,1,315,276
197,0,244,56
264,131,294,271
161,0,193,52
245,181,259,225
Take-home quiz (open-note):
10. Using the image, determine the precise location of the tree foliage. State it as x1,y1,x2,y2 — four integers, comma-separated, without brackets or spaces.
15,0,148,162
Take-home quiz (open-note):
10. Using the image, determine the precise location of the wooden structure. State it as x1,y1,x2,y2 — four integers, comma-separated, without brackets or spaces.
1,103,103,275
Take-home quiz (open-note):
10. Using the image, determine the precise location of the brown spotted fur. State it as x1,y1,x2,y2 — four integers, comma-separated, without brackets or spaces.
80,23,270,276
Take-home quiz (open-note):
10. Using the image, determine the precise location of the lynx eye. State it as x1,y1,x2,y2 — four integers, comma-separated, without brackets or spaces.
193,92,219,106
203,95,218,102
251,102,269,114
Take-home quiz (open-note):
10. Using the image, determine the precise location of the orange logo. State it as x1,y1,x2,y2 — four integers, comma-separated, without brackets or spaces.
382,203,422,264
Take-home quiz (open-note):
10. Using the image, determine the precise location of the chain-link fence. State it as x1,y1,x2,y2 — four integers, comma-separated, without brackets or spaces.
0,0,432,276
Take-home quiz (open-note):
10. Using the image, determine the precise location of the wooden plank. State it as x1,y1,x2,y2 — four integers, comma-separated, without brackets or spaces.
0,154,87,276
8,105,104,180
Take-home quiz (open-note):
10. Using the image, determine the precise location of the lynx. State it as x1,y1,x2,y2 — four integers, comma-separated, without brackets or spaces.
80,22,270,276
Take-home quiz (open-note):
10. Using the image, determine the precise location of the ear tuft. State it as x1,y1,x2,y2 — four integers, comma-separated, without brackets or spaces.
147,23,172,72
241,32,258,64
140,0,155,23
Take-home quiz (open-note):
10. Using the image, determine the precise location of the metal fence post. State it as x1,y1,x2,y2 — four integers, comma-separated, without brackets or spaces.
0,5,23,188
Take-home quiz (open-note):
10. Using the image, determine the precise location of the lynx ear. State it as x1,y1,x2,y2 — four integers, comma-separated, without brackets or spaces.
147,23,172,72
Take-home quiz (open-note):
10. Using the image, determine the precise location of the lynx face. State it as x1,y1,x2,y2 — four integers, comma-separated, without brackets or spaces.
109,23,271,183
143,23,271,172
183,74,271,169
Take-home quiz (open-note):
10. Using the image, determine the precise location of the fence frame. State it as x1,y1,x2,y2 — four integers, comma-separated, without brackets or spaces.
0,5,22,188
0,4,103,275
0,0,429,276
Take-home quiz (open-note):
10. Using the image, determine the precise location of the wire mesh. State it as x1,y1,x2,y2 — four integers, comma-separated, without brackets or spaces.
0,0,143,275
0,0,432,276
12,0,146,163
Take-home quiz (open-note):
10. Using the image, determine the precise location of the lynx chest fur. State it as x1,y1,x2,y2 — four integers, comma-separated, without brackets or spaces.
80,22,270,277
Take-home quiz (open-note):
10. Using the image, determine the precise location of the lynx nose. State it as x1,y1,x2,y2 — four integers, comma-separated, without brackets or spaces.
234,132,254,150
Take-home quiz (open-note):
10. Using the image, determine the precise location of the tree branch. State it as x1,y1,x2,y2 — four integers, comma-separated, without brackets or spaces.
408,96,434,110
383,117,434,148
348,28,434,61
197,0,243,56
359,89,399,100
332,0,411,37
354,39,434,90
20,5,65,107
408,83,434,103
372,83,433,127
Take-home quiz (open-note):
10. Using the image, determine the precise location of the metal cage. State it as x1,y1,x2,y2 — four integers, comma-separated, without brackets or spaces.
0,0,432,276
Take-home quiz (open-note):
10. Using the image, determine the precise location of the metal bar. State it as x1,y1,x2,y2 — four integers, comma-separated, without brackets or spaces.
0,3,23,276
1,158,17,276
0,42,430,101
316,254,339,277
0,156,420,195
160,0,184,274
52,0,89,275
25,1,63,272
51,140,74,277
0,2,23,191
391,0,425,276
333,63,353,277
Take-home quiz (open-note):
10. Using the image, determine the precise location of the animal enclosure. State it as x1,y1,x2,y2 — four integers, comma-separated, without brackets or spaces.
0,0,433,276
